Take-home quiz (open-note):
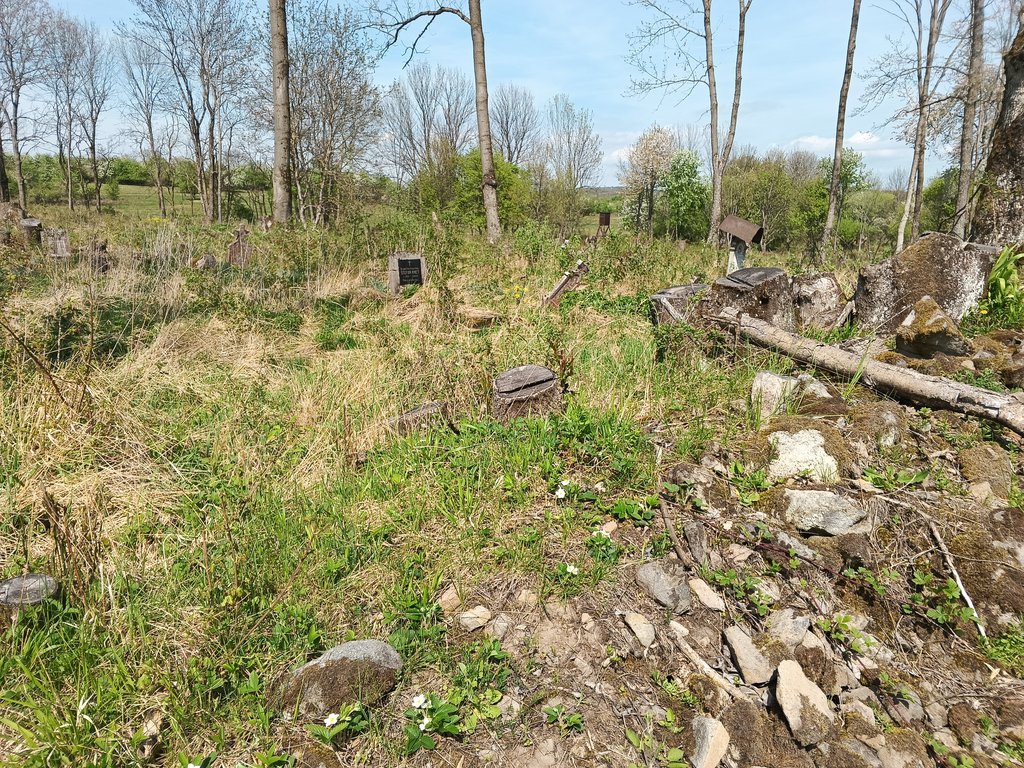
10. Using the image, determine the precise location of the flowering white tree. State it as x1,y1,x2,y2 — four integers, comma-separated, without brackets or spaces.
618,124,676,234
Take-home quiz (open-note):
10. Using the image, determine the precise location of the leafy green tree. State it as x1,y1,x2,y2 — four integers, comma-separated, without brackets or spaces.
659,150,709,242
449,148,531,233
921,168,958,233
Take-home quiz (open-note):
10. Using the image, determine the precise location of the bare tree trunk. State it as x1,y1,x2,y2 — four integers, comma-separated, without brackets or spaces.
9,114,27,216
953,0,984,238
703,0,721,245
714,308,1024,437
270,0,292,224
896,163,917,252
704,0,751,245
0,126,9,203
90,142,101,213
468,0,500,243
821,0,862,253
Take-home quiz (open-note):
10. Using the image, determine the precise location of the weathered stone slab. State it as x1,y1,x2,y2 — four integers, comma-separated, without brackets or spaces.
0,574,59,608
386,401,451,436
792,273,846,330
388,252,427,296
854,233,996,332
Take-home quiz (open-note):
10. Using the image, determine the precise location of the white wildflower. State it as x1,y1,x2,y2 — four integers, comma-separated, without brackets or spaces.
559,479,570,487
324,712,340,728
566,564,580,576
411,694,427,709
554,487,567,499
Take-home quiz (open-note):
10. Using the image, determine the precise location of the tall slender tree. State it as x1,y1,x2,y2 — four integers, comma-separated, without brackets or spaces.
821,0,862,253
952,0,985,238
0,0,51,215
269,0,292,223
627,0,754,245
371,1,501,243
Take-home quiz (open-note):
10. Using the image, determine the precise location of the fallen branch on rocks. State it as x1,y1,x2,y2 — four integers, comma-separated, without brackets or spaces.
925,517,986,638
670,629,749,702
714,308,1024,438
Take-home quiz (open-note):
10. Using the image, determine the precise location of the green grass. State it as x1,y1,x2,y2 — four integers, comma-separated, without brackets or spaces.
0,213,855,765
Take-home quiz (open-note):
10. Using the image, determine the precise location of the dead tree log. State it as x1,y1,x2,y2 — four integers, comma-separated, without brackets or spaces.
714,308,1024,437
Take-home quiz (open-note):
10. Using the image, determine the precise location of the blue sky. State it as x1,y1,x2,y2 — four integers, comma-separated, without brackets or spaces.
59,0,959,186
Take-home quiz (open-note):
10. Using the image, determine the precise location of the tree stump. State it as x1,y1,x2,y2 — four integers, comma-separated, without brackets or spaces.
491,365,563,424
649,284,709,327
19,218,42,247
0,574,60,622
696,267,795,331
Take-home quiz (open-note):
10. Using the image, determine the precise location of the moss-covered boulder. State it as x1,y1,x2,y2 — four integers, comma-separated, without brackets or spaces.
895,296,971,358
854,234,996,332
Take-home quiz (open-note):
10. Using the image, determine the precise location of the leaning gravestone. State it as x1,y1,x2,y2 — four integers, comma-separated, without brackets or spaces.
696,267,796,331
0,573,60,620
388,252,427,296
227,224,252,267
386,401,451,436
492,365,563,423
649,284,709,327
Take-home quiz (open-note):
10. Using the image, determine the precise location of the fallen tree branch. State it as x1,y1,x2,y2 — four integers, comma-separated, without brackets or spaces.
925,518,986,638
713,309,1024,438
669,626,748,701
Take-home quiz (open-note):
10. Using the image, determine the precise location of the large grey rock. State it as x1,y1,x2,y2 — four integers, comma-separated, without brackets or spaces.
780,489,867,536
766,609,810,651
690,716,730,768
775,659,836,746
854,233,996,332
724,626,773,685
636,561,692,615
767,430,841,483
793,273,846,331
271,640,401,718
750,371,799,423
895,296,971,358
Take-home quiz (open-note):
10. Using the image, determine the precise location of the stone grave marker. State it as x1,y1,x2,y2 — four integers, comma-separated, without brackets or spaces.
45,228,70,260
388,252,427,295
696,267,796,331
649,284,709,327
227,224,252,267
491,364,563,423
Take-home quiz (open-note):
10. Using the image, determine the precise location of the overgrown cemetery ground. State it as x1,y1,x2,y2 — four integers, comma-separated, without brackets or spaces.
2,206,1024,768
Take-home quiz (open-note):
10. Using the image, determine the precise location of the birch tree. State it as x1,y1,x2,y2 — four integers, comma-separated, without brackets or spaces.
821,0,862,253
120,37,170,217
627,0,754,245
48,11,84,210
